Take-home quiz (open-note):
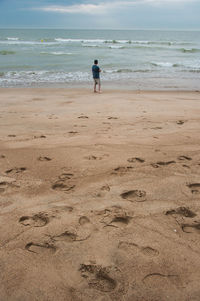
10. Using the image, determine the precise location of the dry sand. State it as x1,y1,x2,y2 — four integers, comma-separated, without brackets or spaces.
0,88,200,301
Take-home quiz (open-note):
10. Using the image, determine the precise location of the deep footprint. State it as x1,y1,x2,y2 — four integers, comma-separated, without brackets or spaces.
178,155,192,161
141,247,159,257
151,161,176,168
52,180,75,192
5,167,26,174
121,190,146,202
111,215,132,225
100,206,133,227
176,120,185,125
112,166,133,174
19,213,49,227
187,183,200,194
181,223,200,233
100,184,110,192
127,157,145,163
38,156,52,161
79,216,90,225
108,117,118,120
165,207,196,218
25,242,56,254
80,264,117,292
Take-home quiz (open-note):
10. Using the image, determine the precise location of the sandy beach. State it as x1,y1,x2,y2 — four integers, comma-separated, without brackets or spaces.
0,88,200,301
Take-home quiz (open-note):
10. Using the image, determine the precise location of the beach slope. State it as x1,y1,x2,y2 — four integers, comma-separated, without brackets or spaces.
0,88,200,301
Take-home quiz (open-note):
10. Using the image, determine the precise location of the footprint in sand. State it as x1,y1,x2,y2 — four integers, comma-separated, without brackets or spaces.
181,222,200,233
48,114,58,120
121,190,146,202
58,173,73,180
34,135,46,139
165,207,196,218
100,184,110,192
79,216,90,225
52,173,75,192
52,180,75,192
53,216,95,243
80,264,117,292
176,120,185,125
51,205,73,214
68,131,78,135
19,212,49,227
5,167,26,174
102,212,132,228
8,134,16,137
0,154,5,159
0,178,19,194
178,155,192,161
118,241,159,258
182,164,190,169
79,264,126,295
38,156,52,161
77,216,97,240
85,155,105,161
85,155,98,160
141,247,159,257
127,157,145,163
151,161,176,168
112,166,133,175
97,206,133,228
187,183,200,194
142,273,180,287
78,115,89,119
25,242,56,254
107,117,118,120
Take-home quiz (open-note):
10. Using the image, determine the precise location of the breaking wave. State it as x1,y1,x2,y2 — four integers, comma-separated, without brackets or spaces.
179,48,200,53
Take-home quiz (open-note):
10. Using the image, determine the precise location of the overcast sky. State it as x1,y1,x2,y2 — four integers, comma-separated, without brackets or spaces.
0,0,200,30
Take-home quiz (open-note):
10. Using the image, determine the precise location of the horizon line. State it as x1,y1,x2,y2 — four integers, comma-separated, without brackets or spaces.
0,27,200,32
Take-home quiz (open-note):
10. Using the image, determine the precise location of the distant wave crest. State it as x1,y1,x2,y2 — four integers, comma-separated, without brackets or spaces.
6,37,19,41
40,51,73,56
0,50,15,55
179,48,200,53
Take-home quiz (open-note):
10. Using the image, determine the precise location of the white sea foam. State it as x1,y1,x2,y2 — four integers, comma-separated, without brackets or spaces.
109,45,124,49
55,38,105,43
0,70,91,85
6,37,19,41
82,44,99,48
40,51,73,55
151,62,175,68
0,40,57,45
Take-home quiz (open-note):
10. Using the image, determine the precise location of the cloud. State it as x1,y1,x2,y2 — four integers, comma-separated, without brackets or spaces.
34,0,198,15
37,3,108,15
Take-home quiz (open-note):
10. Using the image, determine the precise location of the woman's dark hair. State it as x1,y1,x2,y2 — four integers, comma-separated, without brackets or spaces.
94,59,98,64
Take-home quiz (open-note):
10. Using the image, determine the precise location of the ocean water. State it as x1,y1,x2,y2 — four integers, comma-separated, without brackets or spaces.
0,28,200,90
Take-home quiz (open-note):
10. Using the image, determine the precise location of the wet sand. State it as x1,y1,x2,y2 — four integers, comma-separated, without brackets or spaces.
0,88,200,301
